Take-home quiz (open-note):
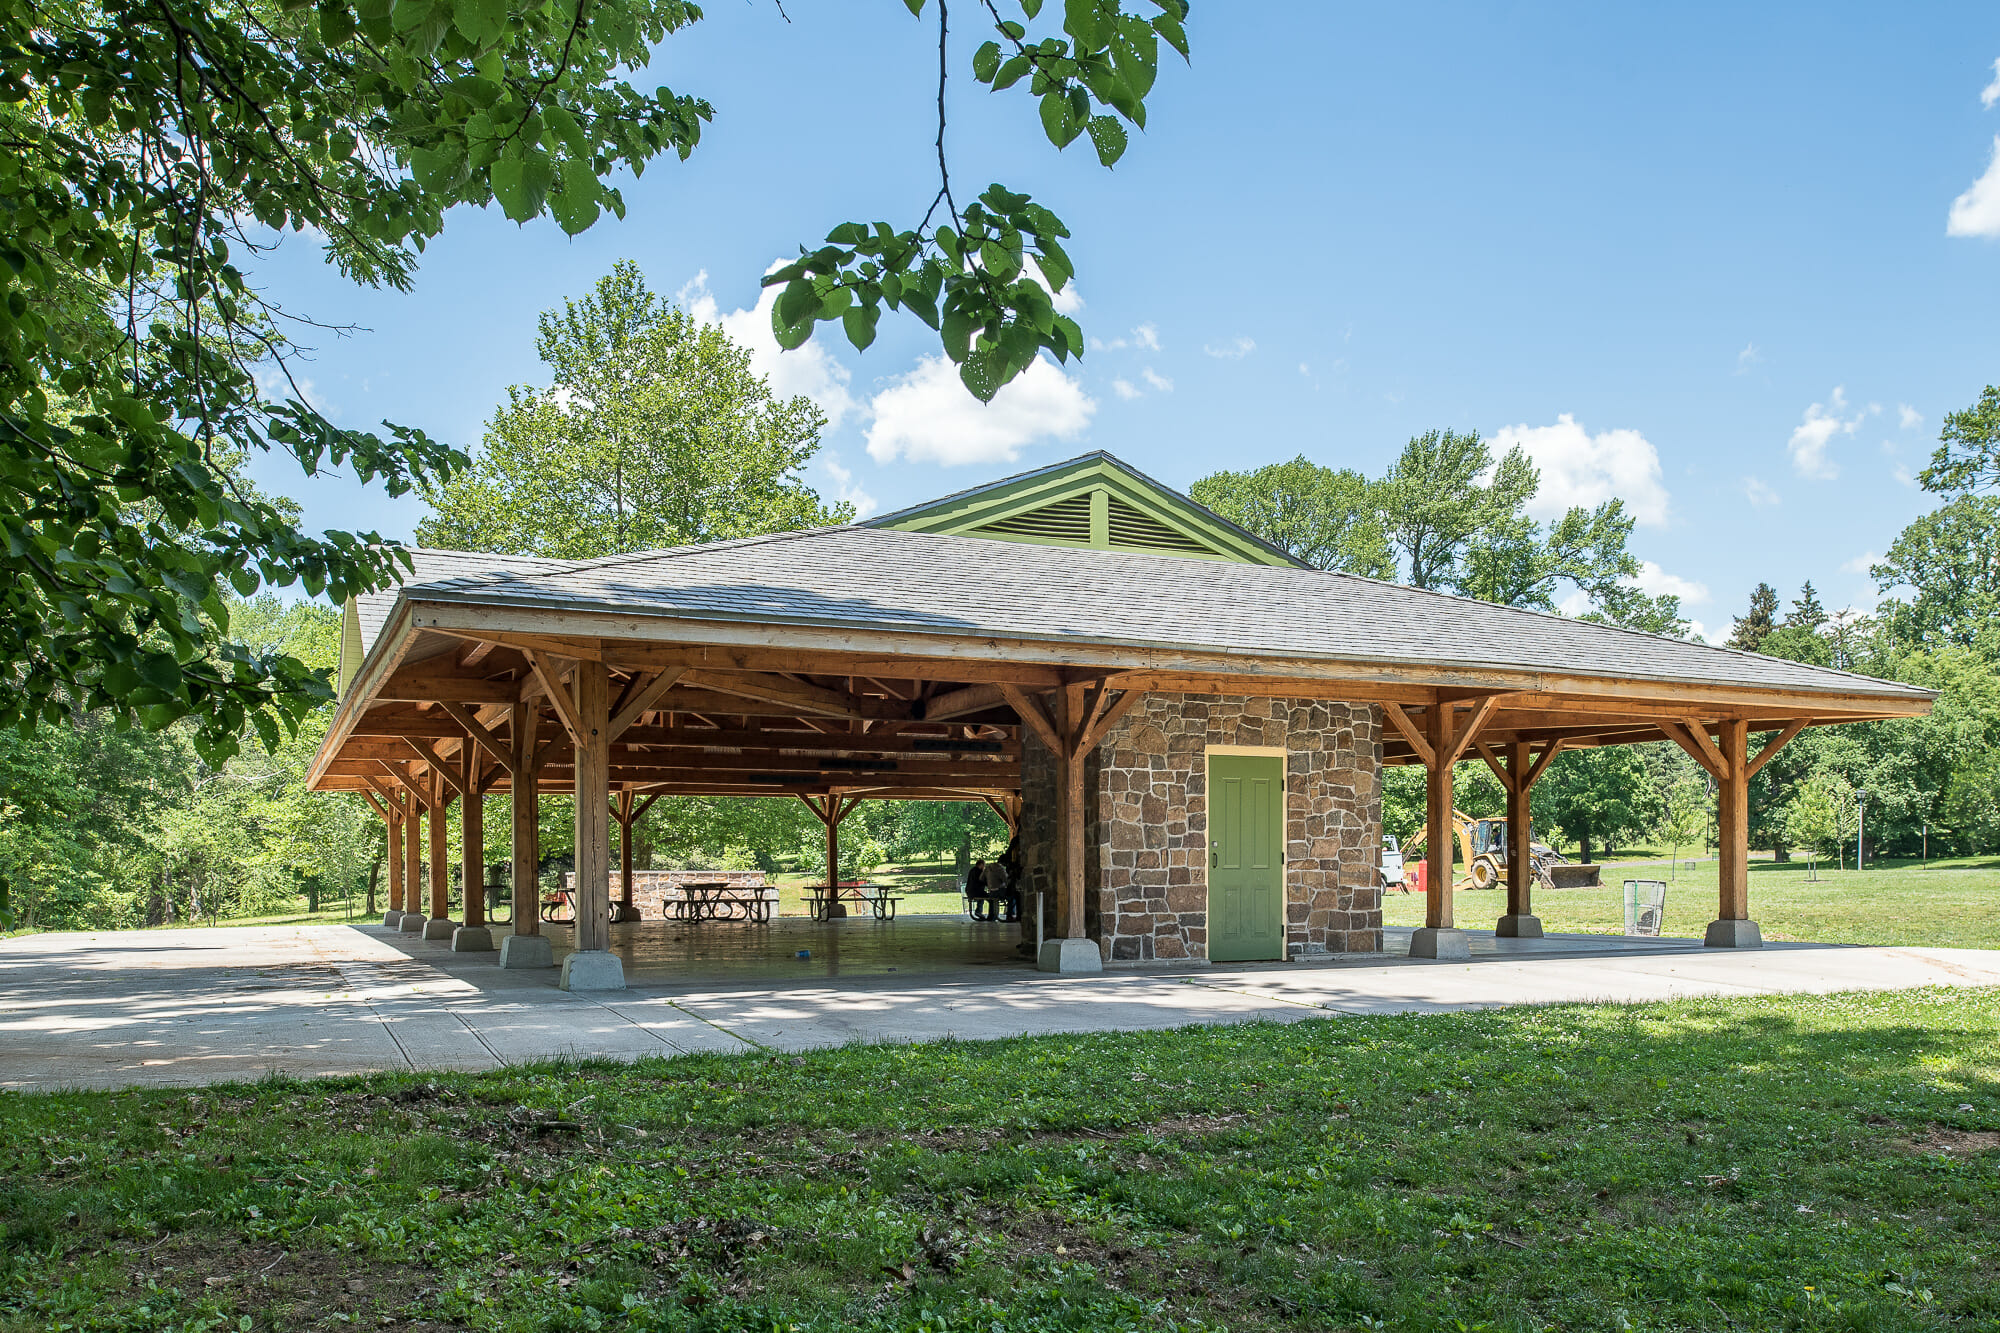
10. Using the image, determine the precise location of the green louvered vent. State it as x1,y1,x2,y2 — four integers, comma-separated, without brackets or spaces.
975,493,1092,543
1107,496,1212,555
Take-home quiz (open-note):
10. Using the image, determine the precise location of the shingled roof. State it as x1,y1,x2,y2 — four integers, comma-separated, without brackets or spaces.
373,525,1929,703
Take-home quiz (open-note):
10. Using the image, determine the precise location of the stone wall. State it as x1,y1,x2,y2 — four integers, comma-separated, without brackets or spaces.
1089,694,1382,963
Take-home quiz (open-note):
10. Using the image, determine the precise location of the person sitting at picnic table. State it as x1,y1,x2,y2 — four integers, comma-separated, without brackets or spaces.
965,858,991,920
983,854,1018,922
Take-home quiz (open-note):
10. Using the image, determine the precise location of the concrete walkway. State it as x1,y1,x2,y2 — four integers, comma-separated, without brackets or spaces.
4,919,1999,1092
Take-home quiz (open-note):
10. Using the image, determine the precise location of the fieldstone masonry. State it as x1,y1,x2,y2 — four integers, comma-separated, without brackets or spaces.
1019,693,1384,964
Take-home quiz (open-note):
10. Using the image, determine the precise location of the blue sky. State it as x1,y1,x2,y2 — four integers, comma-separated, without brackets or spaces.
250,3,2000,642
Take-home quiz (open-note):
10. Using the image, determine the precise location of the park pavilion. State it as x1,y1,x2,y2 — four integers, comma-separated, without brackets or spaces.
307,453,1934,989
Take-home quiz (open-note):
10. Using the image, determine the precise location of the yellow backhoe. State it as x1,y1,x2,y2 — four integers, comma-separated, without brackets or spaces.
1449,809,1596,890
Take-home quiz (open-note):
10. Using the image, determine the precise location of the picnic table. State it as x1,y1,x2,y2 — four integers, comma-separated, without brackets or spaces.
805,881,905,922
670,880,773,924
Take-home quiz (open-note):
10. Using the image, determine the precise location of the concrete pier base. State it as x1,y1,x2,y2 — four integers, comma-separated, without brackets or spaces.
1038,938,1104,974
497,933,555,969
559,949,627,991
1704,918,1764,949
421,917,457,941
397,912,426,933
1409,927,1472,960
381,910,402,928
1495,914,1544,939
609,904,642,923
450,926,495,953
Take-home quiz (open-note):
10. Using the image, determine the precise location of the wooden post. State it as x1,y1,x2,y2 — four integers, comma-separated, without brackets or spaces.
824,799,839,895
1059,681,1088,942
614,791,637,921
403,794,423,924
1707,718,1761,947
385,801,404,920
1411,704,1468,959
1497,740,1541,938
571,660,611,955
511,705,541,937
428,776,451,923
460,754,485,932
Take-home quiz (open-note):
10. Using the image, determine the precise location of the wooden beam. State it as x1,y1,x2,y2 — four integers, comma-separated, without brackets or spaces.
1383,703,1435,768
678,668,873,720
439,701,514,769
375,666,517,706
921,683,1008,722
404,738,469,798
609,667,688,738
526,651,584,743
1746,718,1810,779
999,684,1063,754
1520,739,1567,792
1081,688,1144,753
1660,719,1731,781
1441,694,1500,769
1474,741,1514,794
361,789,388,821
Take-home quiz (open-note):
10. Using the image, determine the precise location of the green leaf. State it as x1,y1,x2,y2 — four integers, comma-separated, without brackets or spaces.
992,54,1032,91
973,40,1002,83
842,303,880,351
1039,90,1079,149
1086,114,1127,167
548,174,599,235
451,0,508,46
489,150,554,221
902,0,924,13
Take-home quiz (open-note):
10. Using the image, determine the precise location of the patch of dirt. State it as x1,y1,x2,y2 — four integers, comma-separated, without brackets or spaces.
1905,1126,2000,1155
135,1236,438,1331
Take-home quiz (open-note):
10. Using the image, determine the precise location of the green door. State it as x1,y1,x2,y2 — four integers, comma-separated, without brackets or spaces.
1208,755,1285,962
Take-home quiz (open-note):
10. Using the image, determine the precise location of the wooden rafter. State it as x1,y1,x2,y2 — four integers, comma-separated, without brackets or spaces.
525,651,584,742
1746,718,1809,778
1382,703,1435,768
609,667,688,738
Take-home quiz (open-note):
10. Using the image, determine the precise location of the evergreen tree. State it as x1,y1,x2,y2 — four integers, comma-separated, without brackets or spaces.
1727,583,1781,652
1787,581,1828,632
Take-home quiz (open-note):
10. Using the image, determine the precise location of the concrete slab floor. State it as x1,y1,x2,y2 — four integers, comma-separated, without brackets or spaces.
3,917,1998,1092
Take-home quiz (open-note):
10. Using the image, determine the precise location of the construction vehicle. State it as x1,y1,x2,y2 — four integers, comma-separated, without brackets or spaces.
1450,809,1591,891
1393,812,1600,893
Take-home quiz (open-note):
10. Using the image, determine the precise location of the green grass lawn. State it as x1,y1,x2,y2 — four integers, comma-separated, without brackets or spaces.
1385,857,2000,951
4,989,1998,1331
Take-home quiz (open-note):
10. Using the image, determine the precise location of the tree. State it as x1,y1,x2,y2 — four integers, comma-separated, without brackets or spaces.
1375,430,1538,592
1870,496,2000,649
418,262,850,556
1186,456,1392,576
1726,583,1780,652
1787,581,1827,633
1658,774,1708,879
0,0,1190,834
1783,774,1843,880
1917,384,2000,495
1530,746,1663,864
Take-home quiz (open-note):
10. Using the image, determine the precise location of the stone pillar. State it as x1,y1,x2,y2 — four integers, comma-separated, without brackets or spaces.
399,796,426,932
560,661,624,989
383,802,404,927
1706,719,1762,948
1410,705,1469,959
499,704,553,969
1495,740,1543,938
453,758,494,952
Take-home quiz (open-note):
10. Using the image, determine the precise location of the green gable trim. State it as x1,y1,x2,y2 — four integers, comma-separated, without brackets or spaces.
866,452,1304,567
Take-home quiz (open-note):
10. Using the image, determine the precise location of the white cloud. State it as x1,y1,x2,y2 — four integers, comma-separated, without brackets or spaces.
679,269,859,430
1203,335,1256,359
1842,551,1880,574
1489,413,1671,527
864,354,1095,466
1141,367,1173,392
254,364,327,415
1983,57,2000,108
1632,561,1709,604
1892,463,1918,487
1735,342,1761,374
1087,321,1161,353
1898,403,1923,430
819,452,877,519
1049,282,1084,317
1686,620,1714,644
1786,386,1871,479
1743,476,1781,507
1111,378,1142,400
1556,589,1591,618
1947,136,2000,238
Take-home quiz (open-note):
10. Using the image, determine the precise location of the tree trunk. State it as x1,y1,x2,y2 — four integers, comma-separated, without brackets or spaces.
366,856,382,915
1580,835,1595,864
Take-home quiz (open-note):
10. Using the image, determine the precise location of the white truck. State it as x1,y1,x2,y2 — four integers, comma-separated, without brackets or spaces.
1380,835,1405,890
